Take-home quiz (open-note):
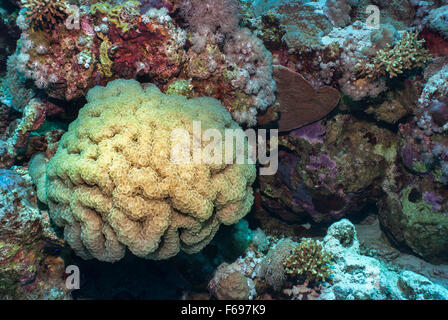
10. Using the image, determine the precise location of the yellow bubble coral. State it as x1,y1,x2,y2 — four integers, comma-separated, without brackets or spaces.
29,79,256,262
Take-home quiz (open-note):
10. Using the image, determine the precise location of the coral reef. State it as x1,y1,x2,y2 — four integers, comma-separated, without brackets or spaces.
209,219,448,300
0,0,448,302
0,168,68,299
7,0,277,127
259,114,397,223
15,3,186,101
29,79,256,262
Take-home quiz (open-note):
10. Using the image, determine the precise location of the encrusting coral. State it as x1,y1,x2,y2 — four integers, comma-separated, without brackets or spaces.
283,238,333,285
29,79,256,262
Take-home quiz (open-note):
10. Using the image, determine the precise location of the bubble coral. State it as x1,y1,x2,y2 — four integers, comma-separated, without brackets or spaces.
29,79,256,262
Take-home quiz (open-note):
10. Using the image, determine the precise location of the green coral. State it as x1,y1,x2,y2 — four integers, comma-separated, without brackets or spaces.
412,161,429,174
166,79,194,98
400,186,446,227
91,1,140,32
97,33,113,78
231,91,252,113
398,186,448,262
283,238,333,284
357,31,432,78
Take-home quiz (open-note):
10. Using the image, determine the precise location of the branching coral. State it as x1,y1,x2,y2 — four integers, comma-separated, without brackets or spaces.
29,79,256,262
283,238,333,285
356,31,432,78
22,0,68,31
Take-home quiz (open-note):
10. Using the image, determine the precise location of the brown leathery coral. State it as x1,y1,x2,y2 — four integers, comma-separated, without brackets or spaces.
29,79,256,262
273,65,340,132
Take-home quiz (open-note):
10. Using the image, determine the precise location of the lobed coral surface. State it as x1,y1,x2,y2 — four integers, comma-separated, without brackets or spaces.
29,79,256,262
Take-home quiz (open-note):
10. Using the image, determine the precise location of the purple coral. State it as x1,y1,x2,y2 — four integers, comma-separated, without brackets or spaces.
423,191,443,211
290,121,326,144
429,96,448,127
306,154,337,171
138,0,165,14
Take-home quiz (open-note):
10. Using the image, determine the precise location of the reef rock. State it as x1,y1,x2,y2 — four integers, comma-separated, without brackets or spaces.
321,219,448,300
208,267,251,300
0,168,68,299
378,163,448,264
259,114,396,223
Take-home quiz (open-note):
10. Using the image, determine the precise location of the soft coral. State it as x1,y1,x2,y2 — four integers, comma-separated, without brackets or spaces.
179,0,240,34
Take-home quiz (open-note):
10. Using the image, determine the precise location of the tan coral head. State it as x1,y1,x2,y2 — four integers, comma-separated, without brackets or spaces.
29,79,256,262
